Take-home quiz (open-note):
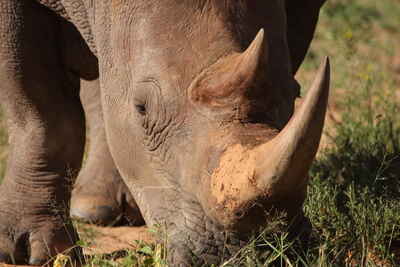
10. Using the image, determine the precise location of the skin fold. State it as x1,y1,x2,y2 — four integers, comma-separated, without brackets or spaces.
0,0,327,265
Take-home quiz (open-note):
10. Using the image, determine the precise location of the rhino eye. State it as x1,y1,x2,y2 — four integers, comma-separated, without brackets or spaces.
135,103,147,116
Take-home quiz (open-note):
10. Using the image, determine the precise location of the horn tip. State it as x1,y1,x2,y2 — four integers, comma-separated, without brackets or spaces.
319,56,331,82
249,28,265,52
255,28,265,43
243,28,265,58
323,56,330,72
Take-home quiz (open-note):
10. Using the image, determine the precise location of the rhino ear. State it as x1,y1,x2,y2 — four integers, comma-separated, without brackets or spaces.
190,29,266,108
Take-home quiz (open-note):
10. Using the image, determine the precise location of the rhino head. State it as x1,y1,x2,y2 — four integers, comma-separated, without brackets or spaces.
99,0,329,264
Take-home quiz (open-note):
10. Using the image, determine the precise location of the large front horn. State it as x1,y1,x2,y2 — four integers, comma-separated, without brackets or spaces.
254,57,330,196
206,58,330,226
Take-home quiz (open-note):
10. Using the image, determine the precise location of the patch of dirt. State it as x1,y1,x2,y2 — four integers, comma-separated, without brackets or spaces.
1,224,155,267
211,143,257,210
345,247,396,267
80,225,154,255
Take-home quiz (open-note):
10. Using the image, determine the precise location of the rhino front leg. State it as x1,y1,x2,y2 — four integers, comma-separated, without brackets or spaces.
0,1,84,265
71,79,144,226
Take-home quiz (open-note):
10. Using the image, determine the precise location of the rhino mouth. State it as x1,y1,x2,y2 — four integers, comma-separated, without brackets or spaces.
165,200,311,266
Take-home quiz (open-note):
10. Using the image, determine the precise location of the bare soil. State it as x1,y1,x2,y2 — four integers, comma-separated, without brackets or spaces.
1,224,155,267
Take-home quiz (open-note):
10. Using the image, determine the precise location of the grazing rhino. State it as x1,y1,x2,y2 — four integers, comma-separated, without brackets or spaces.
0,0,329,265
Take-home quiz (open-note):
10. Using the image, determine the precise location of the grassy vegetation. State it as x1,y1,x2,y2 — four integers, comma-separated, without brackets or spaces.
0,0,399,266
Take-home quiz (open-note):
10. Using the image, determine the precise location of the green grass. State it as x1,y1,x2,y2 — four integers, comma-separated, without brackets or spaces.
304,116,400,265
1,0,400,266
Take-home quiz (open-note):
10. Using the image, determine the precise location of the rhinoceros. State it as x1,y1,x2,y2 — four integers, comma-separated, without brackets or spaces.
0,0,329,265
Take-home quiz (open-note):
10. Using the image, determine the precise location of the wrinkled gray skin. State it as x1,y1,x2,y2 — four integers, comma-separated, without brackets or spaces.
72,81,143,226
0,0,326,265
